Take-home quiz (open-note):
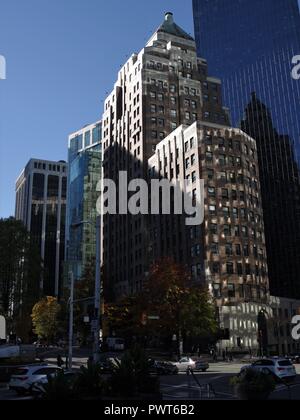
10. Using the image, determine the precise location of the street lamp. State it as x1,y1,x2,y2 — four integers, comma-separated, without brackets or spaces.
68,215,102,370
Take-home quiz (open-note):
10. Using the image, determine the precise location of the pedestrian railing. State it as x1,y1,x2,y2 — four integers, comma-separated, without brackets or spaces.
187,368,217,400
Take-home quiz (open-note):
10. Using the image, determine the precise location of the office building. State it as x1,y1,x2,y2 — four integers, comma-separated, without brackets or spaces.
149,122,271,351
193,0,300,299
65,121,102,281
102,12,230,298
15,159,67,297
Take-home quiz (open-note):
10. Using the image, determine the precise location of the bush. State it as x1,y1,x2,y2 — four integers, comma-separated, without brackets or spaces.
231,368,276,400
107,345,160,399
40,372,77,400
74,363,104,400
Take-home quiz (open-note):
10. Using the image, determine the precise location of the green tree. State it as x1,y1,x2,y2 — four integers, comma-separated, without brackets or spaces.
0,217,42,340
31,297,61,343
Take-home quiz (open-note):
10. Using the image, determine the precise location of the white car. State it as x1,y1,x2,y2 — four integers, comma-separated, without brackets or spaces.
9,365,63,395
241,358,297,382
175,357,210,373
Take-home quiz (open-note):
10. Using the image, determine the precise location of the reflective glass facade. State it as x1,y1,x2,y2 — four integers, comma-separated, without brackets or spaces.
193,0,300,298
66,122,102,281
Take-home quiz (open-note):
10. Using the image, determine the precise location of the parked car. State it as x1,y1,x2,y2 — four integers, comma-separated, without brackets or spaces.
149,360,179,376
9,365,63,395
174,357,210,373
31,371,76,399
241,358,297,383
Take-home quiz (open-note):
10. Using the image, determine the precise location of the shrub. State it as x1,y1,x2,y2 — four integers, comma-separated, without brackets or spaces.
231,368,276,400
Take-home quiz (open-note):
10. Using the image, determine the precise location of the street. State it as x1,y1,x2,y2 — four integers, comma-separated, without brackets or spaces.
1,362,300,401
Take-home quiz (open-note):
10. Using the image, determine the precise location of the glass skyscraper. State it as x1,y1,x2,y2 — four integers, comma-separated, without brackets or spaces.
193,0,300,299
66,121,102,281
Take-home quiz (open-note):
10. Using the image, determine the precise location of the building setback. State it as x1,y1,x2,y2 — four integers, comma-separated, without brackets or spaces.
15,159,67,297
102,12,230,299
65,121,102,281
148,122,271,351
193,0,300,299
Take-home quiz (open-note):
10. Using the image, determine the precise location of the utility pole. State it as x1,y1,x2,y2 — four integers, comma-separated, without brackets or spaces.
68,271,74,371
93,215,101,364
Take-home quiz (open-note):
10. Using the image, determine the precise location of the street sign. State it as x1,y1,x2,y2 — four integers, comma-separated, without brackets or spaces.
148,316,160,321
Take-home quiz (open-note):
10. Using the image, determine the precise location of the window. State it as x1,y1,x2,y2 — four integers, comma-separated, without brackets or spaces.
209,205,216,215
237,263,243,276
170,84,176,93
186,158,190,169
151,131,157,139
207,169,214,180
170,97,176,105
170,109,177,118
227,264,234,275
151,104,156,113
219,154,226,166
223,207,230,217
228,283,236,297
158,118,164,127
210,224,218,235
150,91,156,99
213,284,221,299
232,190,237,200
244,245,250,257
224,225,231,236
184,99,190,107
218,137,225,148
205,135,213,145
211,243,219,255
191,100,197,109
206,152,213,163
226,244,233,256
151,117,157,125
158,93,164,101
192,171,197,183
185,111,191,120
242,226,248,238
236,244,242,256
208,187,216,197
191,154,196,165
222,189,229,199
212,263,220,274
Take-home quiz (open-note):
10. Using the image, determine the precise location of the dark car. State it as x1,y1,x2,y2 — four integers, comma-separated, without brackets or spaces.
149,360,178,376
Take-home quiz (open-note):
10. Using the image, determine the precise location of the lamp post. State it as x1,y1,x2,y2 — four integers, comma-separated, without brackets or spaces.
68,216,102,369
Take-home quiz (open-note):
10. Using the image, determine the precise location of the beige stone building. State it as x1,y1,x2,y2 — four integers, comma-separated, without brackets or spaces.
101,13,229,298
148,122,271,351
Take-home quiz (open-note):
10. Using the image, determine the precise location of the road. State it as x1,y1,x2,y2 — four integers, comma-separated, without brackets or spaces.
1,362,300,400
160,363,300,400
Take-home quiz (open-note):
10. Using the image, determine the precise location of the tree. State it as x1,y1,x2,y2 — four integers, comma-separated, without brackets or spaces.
0,218,42,340
106,258,218,355
141,258,218,355
31,297,61,343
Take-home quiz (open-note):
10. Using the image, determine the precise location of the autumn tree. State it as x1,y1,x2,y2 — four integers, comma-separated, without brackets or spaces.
31,297,61,343
106,258,218,355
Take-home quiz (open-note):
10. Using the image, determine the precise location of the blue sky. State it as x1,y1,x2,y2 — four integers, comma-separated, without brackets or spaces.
0,0,194,217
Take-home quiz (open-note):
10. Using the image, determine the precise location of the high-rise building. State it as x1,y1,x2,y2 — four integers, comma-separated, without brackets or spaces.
15,159,68,297
148,122,271,351
193,0,300,299
241,94,300,299
102,12,230,298
65,121,102,281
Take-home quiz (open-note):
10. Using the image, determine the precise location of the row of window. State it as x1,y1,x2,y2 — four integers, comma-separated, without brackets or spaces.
33,162,66,173
209,261,267,277
208,205,262,223
209,242,264,259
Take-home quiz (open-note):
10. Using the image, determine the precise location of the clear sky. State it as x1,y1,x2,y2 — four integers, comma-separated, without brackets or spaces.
0,0,194,217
